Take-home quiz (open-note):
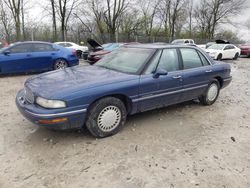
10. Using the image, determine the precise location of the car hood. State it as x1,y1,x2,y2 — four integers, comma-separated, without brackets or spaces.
25,66,138,99
87,39,103,49
90,50,110,56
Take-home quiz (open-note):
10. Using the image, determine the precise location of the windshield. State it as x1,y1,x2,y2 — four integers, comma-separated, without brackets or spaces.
208,44,226,50
95,47,155,74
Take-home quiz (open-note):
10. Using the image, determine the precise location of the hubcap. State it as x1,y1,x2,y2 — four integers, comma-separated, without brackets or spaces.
55,60,67,69
207,83,218,101
97,106,121,132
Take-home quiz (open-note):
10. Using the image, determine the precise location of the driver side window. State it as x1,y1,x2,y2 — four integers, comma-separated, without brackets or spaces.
10,44,33,53
157,49,179,72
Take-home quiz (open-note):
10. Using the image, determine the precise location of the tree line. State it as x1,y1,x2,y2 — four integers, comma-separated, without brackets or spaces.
0,0,248,44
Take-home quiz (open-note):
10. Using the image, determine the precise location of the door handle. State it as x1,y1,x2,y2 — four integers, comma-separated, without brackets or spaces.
172,75,182,79
205,70,213,73
26,54,31,57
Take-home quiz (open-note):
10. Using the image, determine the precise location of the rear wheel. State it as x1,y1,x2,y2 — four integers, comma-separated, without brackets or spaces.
76,50,83,59
86,97,127,138
217,54,222,61
54,59,68,70
233,53,239,60
199,80,220,105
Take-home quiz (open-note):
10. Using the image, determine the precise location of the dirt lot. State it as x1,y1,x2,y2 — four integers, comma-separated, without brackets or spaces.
0,58,250,188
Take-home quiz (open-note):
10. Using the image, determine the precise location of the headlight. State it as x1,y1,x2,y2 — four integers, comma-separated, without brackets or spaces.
36,97,66,109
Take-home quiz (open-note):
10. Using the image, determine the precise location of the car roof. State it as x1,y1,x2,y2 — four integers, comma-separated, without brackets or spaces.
13,41,53,45
122,43,198,49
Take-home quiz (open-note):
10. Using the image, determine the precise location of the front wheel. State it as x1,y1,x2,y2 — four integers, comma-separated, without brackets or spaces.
54,59,68,70
233,53,239,60
217,54,222,61
199,80,220,105
86,97,127,138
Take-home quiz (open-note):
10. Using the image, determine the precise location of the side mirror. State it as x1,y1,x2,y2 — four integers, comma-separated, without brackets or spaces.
3,50,10,55
153,69,168,78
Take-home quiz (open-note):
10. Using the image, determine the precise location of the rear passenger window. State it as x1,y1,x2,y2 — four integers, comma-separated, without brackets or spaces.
33,44,54,52
157,49,179,72
180,48,203,69
198,51,210,66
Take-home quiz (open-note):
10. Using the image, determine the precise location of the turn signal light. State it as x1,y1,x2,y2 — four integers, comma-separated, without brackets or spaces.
38,118,68,124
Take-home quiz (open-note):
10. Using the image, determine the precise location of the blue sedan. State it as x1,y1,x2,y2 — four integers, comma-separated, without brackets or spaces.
0,41,79,74
16,44,232,138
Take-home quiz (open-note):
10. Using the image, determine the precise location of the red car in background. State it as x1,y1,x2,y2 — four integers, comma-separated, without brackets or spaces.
0,40,9,49
240,44,250,57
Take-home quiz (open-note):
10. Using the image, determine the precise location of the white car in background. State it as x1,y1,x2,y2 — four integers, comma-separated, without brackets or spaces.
55,42,88,58
171,39,196,46
206,44,241,60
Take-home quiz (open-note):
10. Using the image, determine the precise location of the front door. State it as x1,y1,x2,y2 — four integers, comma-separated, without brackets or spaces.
0,43,34,73
137,48,183,111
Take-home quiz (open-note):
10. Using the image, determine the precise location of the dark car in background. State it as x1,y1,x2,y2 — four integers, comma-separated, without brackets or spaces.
82,39,105,60
239,44,250,57
205,39,230,49
16,44,232,138
0,41,79,74
87,43,122,64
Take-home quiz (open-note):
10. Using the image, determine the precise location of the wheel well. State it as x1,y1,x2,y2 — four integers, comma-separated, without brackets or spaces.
90,94,133,114
214,76,223,88
54,58,68,66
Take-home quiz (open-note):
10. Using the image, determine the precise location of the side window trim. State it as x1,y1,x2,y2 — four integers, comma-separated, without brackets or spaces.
9,43,32,54
142,49,163,74
197,50,212,66
155,48,180,72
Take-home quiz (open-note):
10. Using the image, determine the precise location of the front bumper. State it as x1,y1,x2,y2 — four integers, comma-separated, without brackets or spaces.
16,90,87,130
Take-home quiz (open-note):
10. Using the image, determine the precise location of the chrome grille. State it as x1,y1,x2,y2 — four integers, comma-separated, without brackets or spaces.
24,87,35,104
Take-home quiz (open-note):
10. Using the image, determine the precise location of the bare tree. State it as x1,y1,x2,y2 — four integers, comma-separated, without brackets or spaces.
56,0,78,41
3,0,22,40
194,0,246,39
49,0,58,41
0,0,13,41
103,0,128,42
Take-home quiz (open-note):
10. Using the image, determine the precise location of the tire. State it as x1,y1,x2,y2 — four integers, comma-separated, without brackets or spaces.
76,50,83,59
86,97,127,138
217,54,222,61
233,53,239,60
199,80,220,105
54,59,68,70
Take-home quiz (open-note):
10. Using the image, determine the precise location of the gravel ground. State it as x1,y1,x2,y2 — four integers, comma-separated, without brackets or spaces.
0,58,250,188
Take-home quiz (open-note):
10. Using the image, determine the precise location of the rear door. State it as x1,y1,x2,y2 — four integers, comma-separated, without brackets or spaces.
179,48,210,101
0,43,33,73
137,48,183,111
31,43,56,71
